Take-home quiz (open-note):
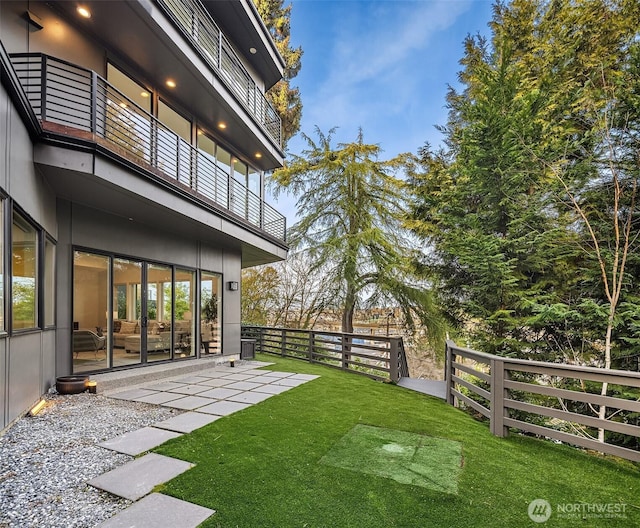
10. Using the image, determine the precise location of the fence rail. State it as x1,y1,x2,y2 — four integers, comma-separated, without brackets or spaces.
9,53,286,242
242,326,410,382
445,340,640,462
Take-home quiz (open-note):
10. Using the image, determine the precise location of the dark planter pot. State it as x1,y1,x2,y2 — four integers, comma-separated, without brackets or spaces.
56,375,90,395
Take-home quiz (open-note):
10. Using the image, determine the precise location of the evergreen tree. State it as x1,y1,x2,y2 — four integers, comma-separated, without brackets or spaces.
407,0,640,364
273,127,443,341
253,0,303,147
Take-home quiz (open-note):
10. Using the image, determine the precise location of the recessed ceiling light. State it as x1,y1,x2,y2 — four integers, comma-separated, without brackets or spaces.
249,47,257,55
140,91,149,98
77,6,91,18
166,79,176,88
255,152,262,158
218,122,227,130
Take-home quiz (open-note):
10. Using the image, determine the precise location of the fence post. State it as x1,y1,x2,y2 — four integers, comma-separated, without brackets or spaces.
280,329,286,357
490,357,508,438
342,334,351,372
308,331,314,362
445,342,454,406
389,338,399,382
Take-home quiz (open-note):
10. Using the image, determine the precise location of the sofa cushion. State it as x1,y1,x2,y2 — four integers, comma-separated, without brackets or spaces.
119,321,138,334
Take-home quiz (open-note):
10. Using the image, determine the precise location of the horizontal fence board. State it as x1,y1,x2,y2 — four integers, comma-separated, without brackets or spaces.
452,361,491,383
342,359,389,373
505,398,640,438
505,379,640,413
503,417,640,462
451,388,491,418
505,362,640,387
451,374,491,401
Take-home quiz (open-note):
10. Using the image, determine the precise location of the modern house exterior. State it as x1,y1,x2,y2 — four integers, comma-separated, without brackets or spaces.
0,0,288,429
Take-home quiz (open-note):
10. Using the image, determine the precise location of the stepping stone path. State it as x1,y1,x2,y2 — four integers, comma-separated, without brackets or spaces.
89,361,319,527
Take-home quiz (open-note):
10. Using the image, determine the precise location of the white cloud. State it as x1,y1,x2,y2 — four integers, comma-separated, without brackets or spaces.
303,0,474,140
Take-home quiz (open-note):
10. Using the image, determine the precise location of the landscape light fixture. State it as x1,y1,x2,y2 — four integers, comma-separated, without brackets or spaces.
29,399,46,416
228,281,239,291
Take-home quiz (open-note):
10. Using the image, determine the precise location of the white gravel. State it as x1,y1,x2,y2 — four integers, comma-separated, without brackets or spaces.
0,391,181,528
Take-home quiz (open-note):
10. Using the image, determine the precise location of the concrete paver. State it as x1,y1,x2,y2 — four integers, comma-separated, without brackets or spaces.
154,412,222,433
88,453,193,501
196,400,252,416
198,377,235,387
145,381,188,391
271,378,309,387
166,384,211,395
252,384,293,395
222,373,255,381
134,391,186,405
226,391,274,405
160,395,215,410
225,381,264,391
98,426,182,456
260,371,295,378
97,493,215,528
108,388,159,400
196,387,242,399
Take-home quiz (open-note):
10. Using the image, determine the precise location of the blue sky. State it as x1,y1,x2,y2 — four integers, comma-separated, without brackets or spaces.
271,0,495,221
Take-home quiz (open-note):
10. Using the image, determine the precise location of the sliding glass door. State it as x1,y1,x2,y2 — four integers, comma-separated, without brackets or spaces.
73,252,110,373
72,250,218,373
147,263,173,362
113,258,143,367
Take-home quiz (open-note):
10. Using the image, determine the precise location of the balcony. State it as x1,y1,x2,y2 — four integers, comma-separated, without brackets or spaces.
158,0,283,148
9,53,286,243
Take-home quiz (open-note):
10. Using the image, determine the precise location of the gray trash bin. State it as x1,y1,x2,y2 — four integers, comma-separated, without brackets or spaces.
240,338,256,359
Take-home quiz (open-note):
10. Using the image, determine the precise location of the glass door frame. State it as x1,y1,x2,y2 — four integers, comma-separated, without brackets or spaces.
72,247,206,373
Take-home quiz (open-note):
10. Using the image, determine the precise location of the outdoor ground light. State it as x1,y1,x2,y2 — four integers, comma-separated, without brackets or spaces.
29,399,46,416
86,381,97,394
229,359,235,367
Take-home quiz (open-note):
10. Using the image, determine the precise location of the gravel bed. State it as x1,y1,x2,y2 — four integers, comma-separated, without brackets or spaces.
0,391,181,528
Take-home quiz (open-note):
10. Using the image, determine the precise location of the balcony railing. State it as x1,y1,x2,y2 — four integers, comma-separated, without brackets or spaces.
10,53,286,242
242,326,410,382
158,0,283,148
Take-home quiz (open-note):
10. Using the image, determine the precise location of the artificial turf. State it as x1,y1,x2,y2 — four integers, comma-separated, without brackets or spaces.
154,354,639,527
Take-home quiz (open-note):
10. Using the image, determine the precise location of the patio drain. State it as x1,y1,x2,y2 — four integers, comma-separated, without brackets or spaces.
320,424,463,494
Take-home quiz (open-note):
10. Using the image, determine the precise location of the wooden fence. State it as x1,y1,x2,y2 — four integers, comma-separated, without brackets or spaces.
242,326,409,382
445,340,640,462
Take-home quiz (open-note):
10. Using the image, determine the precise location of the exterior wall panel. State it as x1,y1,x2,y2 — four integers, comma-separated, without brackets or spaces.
7,333,42,424
0,79,57,430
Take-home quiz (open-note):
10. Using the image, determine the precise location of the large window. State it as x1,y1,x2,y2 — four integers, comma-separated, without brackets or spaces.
12,211,38,330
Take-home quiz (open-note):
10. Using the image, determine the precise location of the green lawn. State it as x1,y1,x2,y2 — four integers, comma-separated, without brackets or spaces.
155,355,639,527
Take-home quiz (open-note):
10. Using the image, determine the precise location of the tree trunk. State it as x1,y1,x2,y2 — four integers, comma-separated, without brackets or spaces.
342,289,355,334
598,308,614,443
